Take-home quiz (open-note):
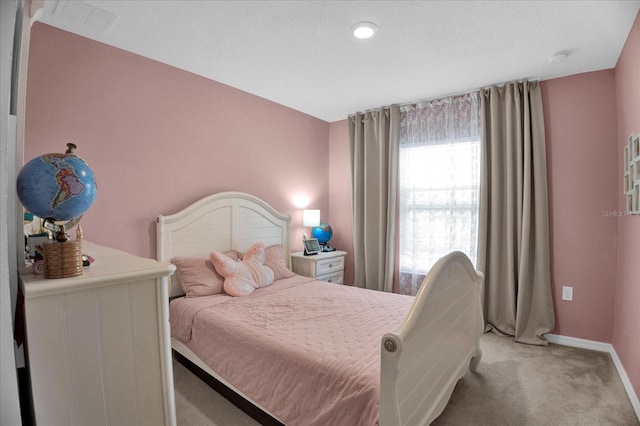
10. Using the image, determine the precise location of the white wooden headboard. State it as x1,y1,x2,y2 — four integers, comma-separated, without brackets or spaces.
156,191,291,297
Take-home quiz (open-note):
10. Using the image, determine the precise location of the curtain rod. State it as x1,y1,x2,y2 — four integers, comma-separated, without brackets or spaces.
348,88,477,118
349,78,542,117
396,78,542,109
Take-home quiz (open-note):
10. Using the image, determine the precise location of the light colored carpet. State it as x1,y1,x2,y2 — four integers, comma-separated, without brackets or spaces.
173,333,639,425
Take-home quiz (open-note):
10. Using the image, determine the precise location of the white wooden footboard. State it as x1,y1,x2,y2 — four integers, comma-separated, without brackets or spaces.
380,251,484,426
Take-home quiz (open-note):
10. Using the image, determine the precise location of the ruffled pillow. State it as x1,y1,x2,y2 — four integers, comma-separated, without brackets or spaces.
210,242,274,296
264,244,295,280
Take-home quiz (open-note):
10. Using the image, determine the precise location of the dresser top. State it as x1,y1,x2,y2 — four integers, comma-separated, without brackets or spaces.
20,242,176,298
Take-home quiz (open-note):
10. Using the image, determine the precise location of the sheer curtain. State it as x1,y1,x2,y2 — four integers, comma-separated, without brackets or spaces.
399,93,481,295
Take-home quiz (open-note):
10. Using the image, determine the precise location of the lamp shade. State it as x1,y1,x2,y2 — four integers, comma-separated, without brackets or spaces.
302,209,321,227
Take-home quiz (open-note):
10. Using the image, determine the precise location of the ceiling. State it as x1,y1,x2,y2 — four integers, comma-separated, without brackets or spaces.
38,0,640,123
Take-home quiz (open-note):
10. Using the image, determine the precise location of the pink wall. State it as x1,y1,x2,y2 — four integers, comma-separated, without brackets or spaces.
613,12,640,399
328,119,353,284
542,71,619,343
24,23,330,259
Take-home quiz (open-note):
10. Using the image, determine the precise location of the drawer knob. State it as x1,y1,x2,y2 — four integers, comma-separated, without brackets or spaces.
328,263,334,268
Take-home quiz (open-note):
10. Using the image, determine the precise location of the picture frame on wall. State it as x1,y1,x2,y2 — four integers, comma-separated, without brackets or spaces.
624,133,640,215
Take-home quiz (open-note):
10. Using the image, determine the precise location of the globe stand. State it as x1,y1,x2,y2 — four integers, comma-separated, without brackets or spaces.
320,243,336,252
41,217,83,279
43,216,82,242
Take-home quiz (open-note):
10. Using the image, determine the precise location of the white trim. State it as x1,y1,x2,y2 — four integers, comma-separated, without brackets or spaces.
546,334,640,421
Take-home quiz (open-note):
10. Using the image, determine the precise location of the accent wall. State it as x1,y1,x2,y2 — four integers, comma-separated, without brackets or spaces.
542,71,618,344
24,23,330,259
613,11,640,401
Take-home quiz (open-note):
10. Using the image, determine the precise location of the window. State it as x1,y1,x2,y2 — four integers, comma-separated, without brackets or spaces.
399,94,480,295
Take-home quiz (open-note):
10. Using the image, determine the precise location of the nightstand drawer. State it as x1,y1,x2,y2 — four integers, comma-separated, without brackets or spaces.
318,270,344,284
290,250,347,284
316,256,344,276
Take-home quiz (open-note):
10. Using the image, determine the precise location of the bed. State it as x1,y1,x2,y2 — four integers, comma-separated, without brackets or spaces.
156,191,484,425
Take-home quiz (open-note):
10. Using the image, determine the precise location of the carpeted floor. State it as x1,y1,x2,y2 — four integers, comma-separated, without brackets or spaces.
173,333,639,425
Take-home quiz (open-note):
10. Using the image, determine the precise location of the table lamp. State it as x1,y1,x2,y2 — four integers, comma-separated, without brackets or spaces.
302,209,320,239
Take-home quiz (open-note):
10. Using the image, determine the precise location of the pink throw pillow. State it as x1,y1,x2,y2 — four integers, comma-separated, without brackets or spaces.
172,257,224,297
264,244,295,280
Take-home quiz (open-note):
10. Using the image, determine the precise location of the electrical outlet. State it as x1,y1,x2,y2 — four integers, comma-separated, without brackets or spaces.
562,286,573,301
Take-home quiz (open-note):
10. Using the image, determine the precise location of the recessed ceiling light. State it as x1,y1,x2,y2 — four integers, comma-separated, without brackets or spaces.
351,21,377,39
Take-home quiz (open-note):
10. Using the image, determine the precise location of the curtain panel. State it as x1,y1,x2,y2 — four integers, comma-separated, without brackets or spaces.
348,107,401,292
477,81,555,345
398,93,481,295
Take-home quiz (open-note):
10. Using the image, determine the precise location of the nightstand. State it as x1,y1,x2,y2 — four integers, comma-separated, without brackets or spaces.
291,250,347,284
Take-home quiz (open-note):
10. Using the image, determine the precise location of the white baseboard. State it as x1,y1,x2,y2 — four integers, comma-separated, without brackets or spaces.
546,334,640,421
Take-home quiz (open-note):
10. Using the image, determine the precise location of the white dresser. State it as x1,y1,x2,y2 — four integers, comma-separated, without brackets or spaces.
19,242,176,426
290,250,347,284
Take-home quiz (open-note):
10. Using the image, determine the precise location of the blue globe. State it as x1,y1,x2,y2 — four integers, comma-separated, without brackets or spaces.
16,147,97,221
312,223,333,244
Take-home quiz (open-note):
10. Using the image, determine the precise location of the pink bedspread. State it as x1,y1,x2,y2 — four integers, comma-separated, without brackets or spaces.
170,275,415,426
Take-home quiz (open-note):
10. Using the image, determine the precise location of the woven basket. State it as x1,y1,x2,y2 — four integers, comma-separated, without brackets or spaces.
43,240,83,279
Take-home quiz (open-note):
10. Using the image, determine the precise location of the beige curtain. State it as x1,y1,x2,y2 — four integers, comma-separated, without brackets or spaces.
477,81,555,345
349,107,400,292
